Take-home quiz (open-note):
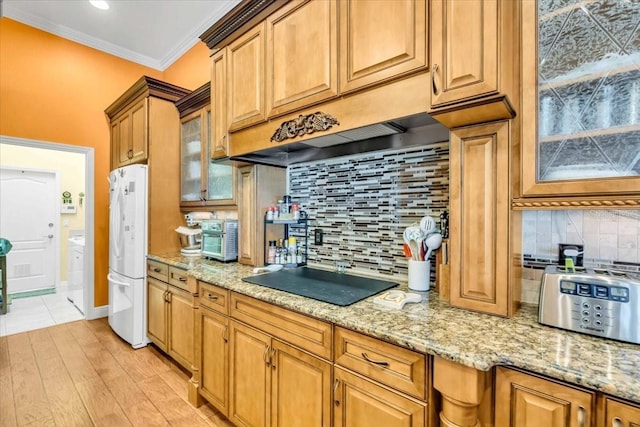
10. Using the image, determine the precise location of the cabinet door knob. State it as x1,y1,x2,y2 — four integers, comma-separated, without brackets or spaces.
361,352,390,367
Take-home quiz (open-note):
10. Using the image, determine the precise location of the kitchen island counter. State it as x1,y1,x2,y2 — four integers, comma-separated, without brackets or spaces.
149,253,640,403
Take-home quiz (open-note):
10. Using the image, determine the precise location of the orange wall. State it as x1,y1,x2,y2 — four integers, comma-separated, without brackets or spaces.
0,17,212,307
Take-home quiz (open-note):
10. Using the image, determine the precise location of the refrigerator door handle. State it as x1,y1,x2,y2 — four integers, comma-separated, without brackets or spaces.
107,273,131,288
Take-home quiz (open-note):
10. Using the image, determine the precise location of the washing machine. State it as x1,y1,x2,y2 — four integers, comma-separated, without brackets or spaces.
67,233,85,314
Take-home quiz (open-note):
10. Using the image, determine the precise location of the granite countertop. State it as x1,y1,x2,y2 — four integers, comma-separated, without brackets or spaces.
149,253,640,403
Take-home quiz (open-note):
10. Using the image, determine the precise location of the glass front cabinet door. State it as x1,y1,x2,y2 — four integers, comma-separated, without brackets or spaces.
520,0,640,205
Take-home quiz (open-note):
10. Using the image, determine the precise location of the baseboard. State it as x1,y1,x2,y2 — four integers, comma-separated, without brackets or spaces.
86,304,108,320
9,287,56,299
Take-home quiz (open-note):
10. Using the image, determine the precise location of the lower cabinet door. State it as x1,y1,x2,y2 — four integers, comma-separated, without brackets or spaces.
147,278,168,351
229,321,271,427
199,308,229,416
495,367,595,427
270,339,332,427
167,285,195,370
333,366,426,427
604,398,640,427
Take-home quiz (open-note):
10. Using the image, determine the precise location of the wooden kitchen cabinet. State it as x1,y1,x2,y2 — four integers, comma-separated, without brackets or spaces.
428,0,518,129
237,165,285,266
110,98,147,169
602,397,640,427
516,0,640,206
227,23,267,131
106,76,189,254
334,366,426,427
449,121,521,317
338,0,427,94
176,83,237,208
146,260,197,371
191,281,230,410
265,0,338,118
211,49,229,159
495,367,595,427
228,320,332,427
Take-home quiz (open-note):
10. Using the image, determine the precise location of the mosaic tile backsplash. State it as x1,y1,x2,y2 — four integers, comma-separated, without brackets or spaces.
288,141,449,283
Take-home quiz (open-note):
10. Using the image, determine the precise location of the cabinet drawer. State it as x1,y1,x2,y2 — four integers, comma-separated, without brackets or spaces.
334,326,426,400
230,292,332,360
147,259,168,282
168,266,196,293
199,281,229,315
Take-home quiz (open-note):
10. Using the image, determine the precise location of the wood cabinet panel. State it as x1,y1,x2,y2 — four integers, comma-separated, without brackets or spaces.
211,50,229,158
112,99,148,170
198,307,229,416
265,0,338,117
604,398,640,427
449,121,518,316
339,0,427,94
147,259,168,282
229,321,271,427
199,281,229,315
228,23,266,131
430,0,498,107
270,339,332,427
230,292,332,359
334,367,426,427
166,285,195,370
147,277,168,351
334,327,426,400
495,367,595,427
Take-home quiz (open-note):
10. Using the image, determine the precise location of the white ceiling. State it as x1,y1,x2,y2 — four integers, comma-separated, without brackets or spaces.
2,0,242,70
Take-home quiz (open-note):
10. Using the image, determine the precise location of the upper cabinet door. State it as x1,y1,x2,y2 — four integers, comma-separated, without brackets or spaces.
211,49,229,159
339,0,428,94
227,23,266,131
519,0,640,201
430,0,499,107
265,0,338,118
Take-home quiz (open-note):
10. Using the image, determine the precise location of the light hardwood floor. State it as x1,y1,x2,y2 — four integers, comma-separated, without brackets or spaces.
0,318,233,427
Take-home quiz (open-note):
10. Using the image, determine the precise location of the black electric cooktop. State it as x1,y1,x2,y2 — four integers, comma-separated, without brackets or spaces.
242,267,397,306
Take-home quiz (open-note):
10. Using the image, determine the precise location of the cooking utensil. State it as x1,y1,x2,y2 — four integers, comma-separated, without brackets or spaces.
404,226,425,260
424,233,443,260
420,216,436,235
403,243,412,259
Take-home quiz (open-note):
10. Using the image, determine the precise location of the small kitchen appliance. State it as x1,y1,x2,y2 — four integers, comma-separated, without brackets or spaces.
201,219,238,262
176,212,213,256
538,265,639,344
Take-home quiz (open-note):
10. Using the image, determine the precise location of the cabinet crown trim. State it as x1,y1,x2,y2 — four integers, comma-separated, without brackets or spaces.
176,82,211,118
105,76,190,118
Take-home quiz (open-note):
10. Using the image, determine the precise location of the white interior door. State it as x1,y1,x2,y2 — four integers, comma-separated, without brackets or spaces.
0,168,58,294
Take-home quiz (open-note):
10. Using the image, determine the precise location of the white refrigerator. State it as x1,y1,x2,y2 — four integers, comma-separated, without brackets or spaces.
108,164,149,348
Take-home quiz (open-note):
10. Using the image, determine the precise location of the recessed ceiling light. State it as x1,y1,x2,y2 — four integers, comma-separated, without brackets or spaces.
89,0,109,10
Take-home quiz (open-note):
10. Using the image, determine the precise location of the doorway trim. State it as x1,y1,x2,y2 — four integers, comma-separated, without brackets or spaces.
0,135,104,320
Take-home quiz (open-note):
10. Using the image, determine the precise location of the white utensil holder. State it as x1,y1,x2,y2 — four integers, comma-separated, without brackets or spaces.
408,259,430,291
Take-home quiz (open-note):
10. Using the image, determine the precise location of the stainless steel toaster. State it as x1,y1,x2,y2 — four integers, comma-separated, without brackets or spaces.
538,265,640,344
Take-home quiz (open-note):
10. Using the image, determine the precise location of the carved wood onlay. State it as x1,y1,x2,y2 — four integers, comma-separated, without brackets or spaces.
175,82,211,118
270,112,340,142
512,197,640,210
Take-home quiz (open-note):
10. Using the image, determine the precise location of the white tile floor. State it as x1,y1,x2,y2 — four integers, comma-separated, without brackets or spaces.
0,285,84,336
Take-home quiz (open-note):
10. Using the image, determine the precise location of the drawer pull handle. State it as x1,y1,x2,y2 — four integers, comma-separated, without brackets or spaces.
612,417,622,427
178,277,187,282
361,352,389,367
333,379,340,406
153,268,161,273
207,294,219,301
577,406,586,427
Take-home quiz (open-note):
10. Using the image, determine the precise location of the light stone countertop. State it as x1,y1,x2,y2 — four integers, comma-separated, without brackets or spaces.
149,253,640,403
